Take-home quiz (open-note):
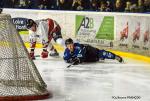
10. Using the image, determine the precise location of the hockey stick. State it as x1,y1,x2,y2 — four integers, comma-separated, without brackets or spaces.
66,58,80,68
67,64,73,68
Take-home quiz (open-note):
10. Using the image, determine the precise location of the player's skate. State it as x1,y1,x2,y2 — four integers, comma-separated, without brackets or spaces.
115,55,123,63
49,49,59,57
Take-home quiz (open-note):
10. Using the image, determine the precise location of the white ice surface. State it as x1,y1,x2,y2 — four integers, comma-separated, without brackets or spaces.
33,50,150,101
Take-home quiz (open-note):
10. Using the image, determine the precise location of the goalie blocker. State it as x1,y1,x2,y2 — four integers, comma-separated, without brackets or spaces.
63,38,123,65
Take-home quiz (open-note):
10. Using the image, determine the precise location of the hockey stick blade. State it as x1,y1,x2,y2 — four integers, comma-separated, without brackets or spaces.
67,64,72,68
66,58,80,68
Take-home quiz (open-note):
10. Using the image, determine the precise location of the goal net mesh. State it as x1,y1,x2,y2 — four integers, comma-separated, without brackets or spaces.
0,14,50,100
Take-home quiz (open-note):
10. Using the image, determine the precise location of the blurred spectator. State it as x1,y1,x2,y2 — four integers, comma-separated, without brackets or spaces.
60,0,73,10
130,3,138,12
38,0,49,9
125,1,132,12
82,0,91,10
1,0,16,8
41,0,57,10
0,1,3,8
90,0,98,11
0,0,149,13
27,0,38,9
72,0,84,11
98,1,107,12
131,0,138,4
144,0,150,12
65,0,73,10
16,0,28,8
114,0,124,12
106,0,113,11
57,0,67,10
137,0,145,12
27,0,33,9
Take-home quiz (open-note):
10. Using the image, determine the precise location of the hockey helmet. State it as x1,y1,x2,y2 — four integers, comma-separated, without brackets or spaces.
65,38,74,46
26,19,35,29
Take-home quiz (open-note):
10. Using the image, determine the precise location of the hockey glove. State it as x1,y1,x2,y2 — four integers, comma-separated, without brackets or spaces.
71,57,80,65
41,50,48,58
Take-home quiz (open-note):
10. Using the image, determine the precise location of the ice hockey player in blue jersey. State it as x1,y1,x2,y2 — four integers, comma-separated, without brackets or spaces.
63,38,123,65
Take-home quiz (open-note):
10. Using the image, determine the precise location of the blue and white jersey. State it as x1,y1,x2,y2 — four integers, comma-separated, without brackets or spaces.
63,43,118,63
63,43,85,62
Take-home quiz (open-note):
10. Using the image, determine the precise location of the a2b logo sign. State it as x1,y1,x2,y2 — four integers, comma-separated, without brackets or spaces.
80,17,94,29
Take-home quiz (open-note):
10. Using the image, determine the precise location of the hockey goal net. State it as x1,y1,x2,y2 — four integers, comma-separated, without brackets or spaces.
0,14,51,100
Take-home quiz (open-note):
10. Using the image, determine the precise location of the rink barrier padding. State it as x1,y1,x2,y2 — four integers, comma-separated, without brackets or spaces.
109,50,150,63
3,9,150,57
25,43,150,63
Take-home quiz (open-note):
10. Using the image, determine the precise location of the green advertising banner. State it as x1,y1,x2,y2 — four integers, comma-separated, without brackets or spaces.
96,16,114,40
76,15,114,40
